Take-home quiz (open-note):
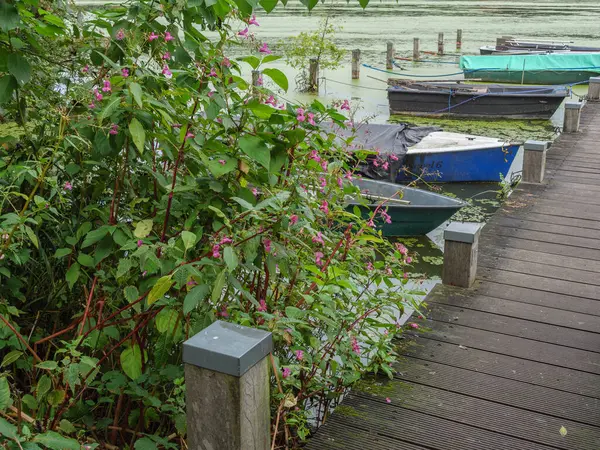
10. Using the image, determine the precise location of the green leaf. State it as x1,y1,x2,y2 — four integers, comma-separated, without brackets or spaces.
358,0,369,7
262,55,282,64
260,0,278,13
129,118,146,154
134,437,158,450
65,263,80,289
46,389,66,407
147,275,173,306
7,53,31,86
183,284,210,314
129,82,143,107
211,269,227,302
239,135,270,171
36,361,58,370
59,419,76,434
246,103,275,119
1,350,22,368
0,76,17,104
24,226,38,249
82,227,112,248
124,286,139,303
120,344,143,380
77,253,95,268
0,3,20,32
34,431,81,449
241,55,261,69
134,219,153,238
36,375,52,398
98,96,121,124
0,417,17,440
116,258,132,279
208,157,237,178
262,68,288,92
223,247,238,272
181,231,196,250
559,426,567,437
155,309,179,334
53,248,72,258
0,377,11,411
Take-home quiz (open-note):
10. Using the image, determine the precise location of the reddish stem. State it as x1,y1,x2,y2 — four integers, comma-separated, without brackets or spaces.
79,276,98,336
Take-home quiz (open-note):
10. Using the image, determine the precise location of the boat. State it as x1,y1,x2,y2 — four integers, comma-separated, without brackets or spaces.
460,53,600,84
479,46,559,56
387,80,568,119
395,131,521,183
348,178,466,236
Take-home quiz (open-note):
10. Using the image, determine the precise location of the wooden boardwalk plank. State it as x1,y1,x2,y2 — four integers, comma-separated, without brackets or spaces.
488,215,600,240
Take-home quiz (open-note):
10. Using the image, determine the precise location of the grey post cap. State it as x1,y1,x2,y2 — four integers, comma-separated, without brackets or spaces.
444,222,484,244
565,101,584,110
589,77,600,84
523,140,549,152
183,321,273,377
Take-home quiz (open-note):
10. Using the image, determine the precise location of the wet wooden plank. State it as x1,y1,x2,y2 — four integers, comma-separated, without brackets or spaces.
492,210,600,230
485,224,600,250
488,215,600,240
426,303,600,351
394,359,600,426
480,234,600,261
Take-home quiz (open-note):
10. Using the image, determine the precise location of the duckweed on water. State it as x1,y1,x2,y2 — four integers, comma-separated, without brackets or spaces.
422,256,444,266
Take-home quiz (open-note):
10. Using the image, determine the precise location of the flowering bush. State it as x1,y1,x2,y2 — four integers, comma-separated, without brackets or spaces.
0,0,416,448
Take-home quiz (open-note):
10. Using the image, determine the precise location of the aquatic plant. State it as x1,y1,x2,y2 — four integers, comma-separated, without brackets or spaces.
0,0,415,448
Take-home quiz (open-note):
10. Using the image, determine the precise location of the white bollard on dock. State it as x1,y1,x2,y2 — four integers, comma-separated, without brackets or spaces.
588,77,600,101
442,222,485,288
522,140,550,184
563,101,584,133
183,321,273,450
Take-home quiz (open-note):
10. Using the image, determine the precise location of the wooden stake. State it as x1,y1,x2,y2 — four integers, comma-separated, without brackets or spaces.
413,38,420,61
457,29,463,49
386,42,394,70
438,32,444,56
352,49,361,79
308,58,319,92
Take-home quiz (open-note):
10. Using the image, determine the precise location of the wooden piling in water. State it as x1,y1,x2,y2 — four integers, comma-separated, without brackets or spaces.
386,42,394,69
251,70,262,95
352,49,361,79
438,32,444,55
456,29,463,49
308,58,319,92
413,38,420,61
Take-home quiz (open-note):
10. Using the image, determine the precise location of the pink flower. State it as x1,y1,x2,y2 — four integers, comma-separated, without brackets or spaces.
380,210,392,224
164,31,174,42
341,99,350,111
319,177,327,188
209,67,217,77
220,237,233,245
88,102,95,109
218,306,229,318
373,159,380,168
410,323,419,329
218,159,226,165
307,112,315,126
344,171,353,181
320,200,329,215
312,232,325,245
259,43,271,54
187,280,197,287
351,336,360,354
337,177,343,189
345,120,354,128
321,160,328,172
185,131,195,140
367,218,375,228
296,108,305,122
248,14,260,26
115,28,125,40
238,27,249,38
390,154,399,161
396,243,408,255
406,256,413,264
290,215,299,225
258,299,267,312
102,79,111,92
282,367,291,378
278,103,286,110
212,244,221,258
222,57,232,68
109,123,118,135
386,397,391,404
208,91,214,98
264,239,272,253
137,240,143,247
148,32,159,41
295,350,304,361
255,75,263,86
309,150,320,162
382,161,389,171
403,272,409,280
384,329,389,336
252,188,259,197
265,95,276,106
163,52,171,60
64,182,73,191
162,65,172,78
315,251,324,266
385,267,393,276
121,67,129,77
82,65,89,73
366,261,374,271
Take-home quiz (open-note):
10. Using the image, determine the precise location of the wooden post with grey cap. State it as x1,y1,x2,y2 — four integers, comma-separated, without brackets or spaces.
563,101,584,133
386,42,394,69
442,222,484,288
522,140,550,184
588,77,600,101
183,321,272,450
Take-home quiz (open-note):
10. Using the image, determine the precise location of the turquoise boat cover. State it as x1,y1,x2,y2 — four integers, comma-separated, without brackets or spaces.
460,53,600,74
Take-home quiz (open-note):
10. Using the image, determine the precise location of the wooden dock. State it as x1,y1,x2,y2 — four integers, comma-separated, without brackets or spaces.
307,102,600,450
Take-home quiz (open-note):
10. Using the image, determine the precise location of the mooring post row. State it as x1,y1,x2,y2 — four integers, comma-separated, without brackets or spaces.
563,101,584,133
522,140,550,184
442,222,485,288
588,77,600,101
183,321,273,450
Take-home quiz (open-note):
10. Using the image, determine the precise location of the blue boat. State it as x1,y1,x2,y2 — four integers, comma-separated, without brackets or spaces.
394,132,521,183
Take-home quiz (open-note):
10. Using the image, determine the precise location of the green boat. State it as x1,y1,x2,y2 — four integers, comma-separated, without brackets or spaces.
460,53,600,84
347,179,467,236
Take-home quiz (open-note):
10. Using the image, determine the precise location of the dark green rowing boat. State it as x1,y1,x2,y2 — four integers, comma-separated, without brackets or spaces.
348,179,467,236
